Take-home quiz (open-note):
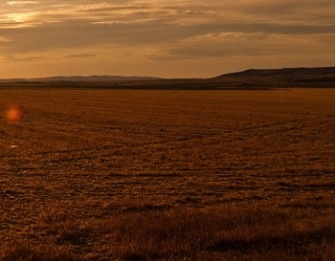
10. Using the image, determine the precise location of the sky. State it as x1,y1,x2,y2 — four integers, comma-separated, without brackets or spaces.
0,0,335,78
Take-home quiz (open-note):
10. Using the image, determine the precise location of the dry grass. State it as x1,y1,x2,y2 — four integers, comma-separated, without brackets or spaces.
0,88,335,260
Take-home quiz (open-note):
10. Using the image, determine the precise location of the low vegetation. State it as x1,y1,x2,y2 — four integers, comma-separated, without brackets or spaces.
1,88,334,260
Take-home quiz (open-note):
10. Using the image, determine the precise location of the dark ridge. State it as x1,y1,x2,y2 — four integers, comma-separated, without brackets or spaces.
209,66,335,88
214,67,335,82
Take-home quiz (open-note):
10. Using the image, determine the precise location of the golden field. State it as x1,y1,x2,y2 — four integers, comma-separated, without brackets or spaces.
0,88,335,260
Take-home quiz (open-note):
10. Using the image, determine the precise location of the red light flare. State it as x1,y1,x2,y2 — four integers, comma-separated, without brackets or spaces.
5,105,23,123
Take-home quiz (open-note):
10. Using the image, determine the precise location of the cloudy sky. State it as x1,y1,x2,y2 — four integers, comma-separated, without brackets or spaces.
1,0,335,78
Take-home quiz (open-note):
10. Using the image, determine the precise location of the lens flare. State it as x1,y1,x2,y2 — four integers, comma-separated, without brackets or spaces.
5,105,23,123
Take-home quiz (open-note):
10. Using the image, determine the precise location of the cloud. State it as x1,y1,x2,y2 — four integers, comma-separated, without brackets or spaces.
146,32,335,61
6,1,38,6
0,0,335,77
0,36,11,42
2,55,48,62
2,18,334,56
65,53,96,58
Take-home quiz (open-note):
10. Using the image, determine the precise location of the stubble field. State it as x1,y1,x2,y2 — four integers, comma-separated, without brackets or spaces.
0,88,335,260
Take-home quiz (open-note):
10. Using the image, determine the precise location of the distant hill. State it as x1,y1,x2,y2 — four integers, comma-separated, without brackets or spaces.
212,67,335,87
0,75,159,83
1,67,334,89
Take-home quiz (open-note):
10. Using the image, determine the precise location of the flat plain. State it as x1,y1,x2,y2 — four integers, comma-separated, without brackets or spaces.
0,88,335,260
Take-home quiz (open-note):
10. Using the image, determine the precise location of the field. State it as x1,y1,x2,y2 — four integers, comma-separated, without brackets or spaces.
0,88,335,260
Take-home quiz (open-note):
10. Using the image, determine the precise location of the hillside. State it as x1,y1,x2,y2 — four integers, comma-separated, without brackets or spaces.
211,67,335,88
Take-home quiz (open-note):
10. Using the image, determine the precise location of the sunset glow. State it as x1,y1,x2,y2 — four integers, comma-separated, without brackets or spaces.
0,0,334,78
